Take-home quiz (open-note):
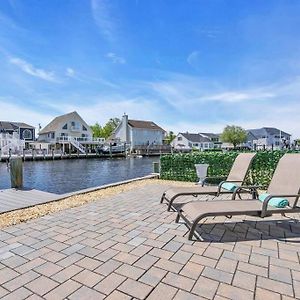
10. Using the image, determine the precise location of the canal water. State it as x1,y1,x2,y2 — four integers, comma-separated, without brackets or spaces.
0,157,159,194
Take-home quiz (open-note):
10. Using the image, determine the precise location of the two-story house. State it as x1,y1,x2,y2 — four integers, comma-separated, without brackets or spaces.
37,111,102,153
112,114,166,151
171,133,214,151
246,127,291,150
0,121,35,154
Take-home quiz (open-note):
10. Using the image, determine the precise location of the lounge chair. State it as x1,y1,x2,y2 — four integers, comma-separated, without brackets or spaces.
176,153,300,240
161,152,257,211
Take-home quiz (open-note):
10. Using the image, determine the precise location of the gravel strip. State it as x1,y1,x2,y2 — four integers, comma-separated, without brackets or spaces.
0,179,193,229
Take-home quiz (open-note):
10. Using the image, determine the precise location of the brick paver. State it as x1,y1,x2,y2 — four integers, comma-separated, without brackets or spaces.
0,182,299,299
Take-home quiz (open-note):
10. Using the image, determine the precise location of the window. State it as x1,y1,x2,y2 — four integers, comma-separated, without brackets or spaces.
22,129,32,140
82,125,87,131
51,132,55,139
193,143,199,147
177,136,182,141
71,121,80,130
62,123,68,130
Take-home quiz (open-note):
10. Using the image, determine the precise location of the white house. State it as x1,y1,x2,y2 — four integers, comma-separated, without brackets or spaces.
171,133,214,151
37,111,104,153
112,114,166,150
246,127,291,150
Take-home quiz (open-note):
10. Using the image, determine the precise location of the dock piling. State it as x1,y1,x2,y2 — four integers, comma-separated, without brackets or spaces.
10,157,23,189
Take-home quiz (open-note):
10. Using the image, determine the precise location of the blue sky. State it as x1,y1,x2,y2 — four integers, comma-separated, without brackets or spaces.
1,0,300,137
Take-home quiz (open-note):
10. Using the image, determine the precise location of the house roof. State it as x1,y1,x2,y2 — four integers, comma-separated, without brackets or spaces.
199,132,220,139
180,133,212,143
128,119,165,132
39,111,90,134
247,127,291,139
0,121,34,131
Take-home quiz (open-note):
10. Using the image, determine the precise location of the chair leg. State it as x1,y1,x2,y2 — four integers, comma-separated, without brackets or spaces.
175,213,180,223
160,192,166,203
188,222,198,240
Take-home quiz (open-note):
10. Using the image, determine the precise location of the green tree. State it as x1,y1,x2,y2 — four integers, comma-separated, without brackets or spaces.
165,131,176,145
90,118,121,139
90,123,102,138
221,125,247,148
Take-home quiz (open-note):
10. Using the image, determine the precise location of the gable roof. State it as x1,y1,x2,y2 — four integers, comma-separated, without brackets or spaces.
0,121,34,131
128,119,165,132
247,127,291,139
180,133,212,143
39,111,90,134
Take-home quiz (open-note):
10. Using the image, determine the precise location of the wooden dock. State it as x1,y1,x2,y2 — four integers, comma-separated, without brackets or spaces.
0,188,61,213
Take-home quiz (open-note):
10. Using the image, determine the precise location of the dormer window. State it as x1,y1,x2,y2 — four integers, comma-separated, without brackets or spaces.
82,125,87,131
62,123,68,130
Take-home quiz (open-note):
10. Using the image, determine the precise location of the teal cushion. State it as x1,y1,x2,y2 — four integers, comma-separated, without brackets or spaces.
222,182,238,192
258,193,289,208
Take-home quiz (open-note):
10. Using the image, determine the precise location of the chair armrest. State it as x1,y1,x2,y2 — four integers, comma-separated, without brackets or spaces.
217,180,243,195
261,194,300,217
231,185,265,200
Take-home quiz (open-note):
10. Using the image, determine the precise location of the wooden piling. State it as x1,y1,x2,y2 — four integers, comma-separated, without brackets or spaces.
10,157,23,189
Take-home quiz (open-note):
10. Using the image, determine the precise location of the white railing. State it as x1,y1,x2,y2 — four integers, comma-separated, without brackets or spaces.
0,133,25,155
56,137,105,143
56,136,86,153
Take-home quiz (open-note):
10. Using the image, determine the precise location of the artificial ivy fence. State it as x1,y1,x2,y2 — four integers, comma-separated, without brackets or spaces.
160,150,298,186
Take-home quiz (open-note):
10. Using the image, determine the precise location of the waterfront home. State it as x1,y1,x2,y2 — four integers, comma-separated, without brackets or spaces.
0,121,35,142
37,111,104,154
199,132,222,148
246,127,291,150
0,121,35,155
112,114,166,151
171,132,215,151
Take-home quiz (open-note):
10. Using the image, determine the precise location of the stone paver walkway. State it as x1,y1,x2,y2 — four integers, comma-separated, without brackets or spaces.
0,182,300,299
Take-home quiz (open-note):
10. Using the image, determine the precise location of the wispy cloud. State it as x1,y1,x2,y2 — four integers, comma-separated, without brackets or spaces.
9,57,56,82
187,51,200,67
91,0,117,41
106,52,126,64
204,91,275,103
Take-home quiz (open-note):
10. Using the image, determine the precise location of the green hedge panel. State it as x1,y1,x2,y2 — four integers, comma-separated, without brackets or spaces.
160,150,299,186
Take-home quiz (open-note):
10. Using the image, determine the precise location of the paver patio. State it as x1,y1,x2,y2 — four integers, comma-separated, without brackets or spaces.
0,181,300,299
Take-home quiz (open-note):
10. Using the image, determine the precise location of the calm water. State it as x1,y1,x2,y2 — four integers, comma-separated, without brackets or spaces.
0,157,159,194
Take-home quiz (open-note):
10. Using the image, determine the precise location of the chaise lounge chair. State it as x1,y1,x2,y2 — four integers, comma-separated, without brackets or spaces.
176,153,300,240
161,152,257,212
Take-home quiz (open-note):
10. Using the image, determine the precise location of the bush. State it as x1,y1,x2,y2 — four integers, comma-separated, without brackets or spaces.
160,150,298,186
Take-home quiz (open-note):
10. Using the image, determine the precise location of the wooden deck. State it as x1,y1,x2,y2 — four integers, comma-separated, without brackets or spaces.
0,188,61,213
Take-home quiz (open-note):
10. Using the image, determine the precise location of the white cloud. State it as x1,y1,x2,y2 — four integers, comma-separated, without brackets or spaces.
106,52,126,64
91,0,116,41
0,100,54,130
65,67,75,77
204,91,275,103
9,57,56,82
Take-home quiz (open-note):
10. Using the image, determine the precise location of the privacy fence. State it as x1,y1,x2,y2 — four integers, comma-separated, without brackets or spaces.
160,150,299,186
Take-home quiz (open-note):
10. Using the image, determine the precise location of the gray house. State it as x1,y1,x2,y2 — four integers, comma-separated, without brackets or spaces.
171,133,214,151
0,121,35,142
112,114,166,151
246,127,291,150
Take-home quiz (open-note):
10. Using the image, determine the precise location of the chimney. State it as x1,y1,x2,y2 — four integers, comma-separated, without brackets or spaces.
122,113,129,143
